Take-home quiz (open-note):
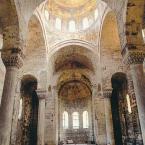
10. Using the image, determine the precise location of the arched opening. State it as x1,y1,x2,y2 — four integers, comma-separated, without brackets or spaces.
83,111,89,129
48,43,97,145
63,111,69,129
68,20,76,32
58,79,93,144
72,112,79,129
100,10,122,88
17,75,39,145
83,17,89,29
55,17,62,31
111,72,127,145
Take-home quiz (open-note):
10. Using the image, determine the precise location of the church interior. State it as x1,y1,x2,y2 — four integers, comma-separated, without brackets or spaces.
0,0,145,145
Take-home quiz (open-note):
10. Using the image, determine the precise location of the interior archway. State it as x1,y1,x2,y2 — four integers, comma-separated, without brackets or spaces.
57,76,94,144
100,10,123,89
16,75,39,145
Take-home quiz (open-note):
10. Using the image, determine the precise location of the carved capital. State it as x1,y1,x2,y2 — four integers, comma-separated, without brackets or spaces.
36,89,47,100
123,50,145,65
1,48,24,68
103,89,112,98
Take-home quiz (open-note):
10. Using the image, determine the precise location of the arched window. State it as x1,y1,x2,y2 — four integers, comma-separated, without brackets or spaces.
72,112,79,129
142,29,145,42
18,98,23,120
69,20,76,32
94,9,99,20
55,18,62,30
45,10,49,20
83,111,89,128
126,94,132,114
83,17,89,29
63,111,68,129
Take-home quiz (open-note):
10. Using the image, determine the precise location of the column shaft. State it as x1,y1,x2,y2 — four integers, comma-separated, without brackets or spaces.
130,64,145,143
0,49,23,145
37,99,45,145
37,90,46,145
104,89,115,145
123,50,145,144
0,67,18,145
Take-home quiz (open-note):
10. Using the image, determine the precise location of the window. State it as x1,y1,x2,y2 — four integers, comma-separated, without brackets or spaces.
83,17,89,29
126,94,132,114
69,20,76,32
83,111,89,128
18,99,23,120
63,111,68,129
142,29,145,42
55,18,62,30
45,10,49,20
94,9,99,20
72,112,79,129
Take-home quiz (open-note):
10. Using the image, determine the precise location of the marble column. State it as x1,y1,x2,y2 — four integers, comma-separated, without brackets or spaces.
123,50,145,144
103,89,115,145
0,48,23,145
36,90,46,145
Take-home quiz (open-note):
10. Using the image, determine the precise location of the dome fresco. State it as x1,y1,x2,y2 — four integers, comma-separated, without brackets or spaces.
44,0,98,32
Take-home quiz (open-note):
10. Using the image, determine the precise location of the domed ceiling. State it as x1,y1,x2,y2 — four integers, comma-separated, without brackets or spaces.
46,0,97,19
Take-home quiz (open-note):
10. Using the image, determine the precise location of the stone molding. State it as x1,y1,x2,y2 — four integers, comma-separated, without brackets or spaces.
1,48,24,68
123,50,145,65
103,89,112,98
36,89,47,100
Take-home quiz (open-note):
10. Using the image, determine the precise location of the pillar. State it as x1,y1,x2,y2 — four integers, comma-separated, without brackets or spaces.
36,90,46,145
0,48,23,145
123,50,145,144
103,89,115,145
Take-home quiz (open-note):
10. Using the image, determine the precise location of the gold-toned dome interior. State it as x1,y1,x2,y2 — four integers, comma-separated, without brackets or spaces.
46,0,97,19
54,0,90,8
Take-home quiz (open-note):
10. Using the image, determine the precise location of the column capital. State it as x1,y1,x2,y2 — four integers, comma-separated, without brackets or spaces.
36,89,47,100
123,50,145,65
1,48,24,68
103,89,112,98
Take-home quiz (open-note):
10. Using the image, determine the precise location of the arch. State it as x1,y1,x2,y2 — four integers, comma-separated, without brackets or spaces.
111,72,127,90
19,74,39,145
100,10,123,89
49,39,99,74
111,72,128,145
50,39,98,55
21,74,38,94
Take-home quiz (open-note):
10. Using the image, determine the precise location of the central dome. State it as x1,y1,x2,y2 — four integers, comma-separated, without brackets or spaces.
54,0,90,8
47,0,97,19
43,0,99,32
